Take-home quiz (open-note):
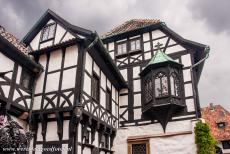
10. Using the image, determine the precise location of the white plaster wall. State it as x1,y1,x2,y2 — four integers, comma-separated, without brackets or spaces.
144,52,152,60
143,32,150,42
54,24,66,44
40,40,53,49
165,45,185,54
0,52,14,74
33,96,42,110
108,42,114,51
62,68,76,90
46,121,59,141
101,71,106,89
186,98,195,112
184,83,193,97
133,66,140,78
100,89,106,108
45,72,60,92
133,94,141,107
30,31,41,51
36,123,43,141
83,73,91,95
62,32,75,42
120,95,128,106
144,42,151,51
16,66,22,84
63,120,69,140
85,52,92,74
151,30,166,39
120,69,127,81
64,45,78,67
183,69,191,82
93,62,100,76
113,120,196,154
48,49,62,72
133,80,141,92
181,54,192,67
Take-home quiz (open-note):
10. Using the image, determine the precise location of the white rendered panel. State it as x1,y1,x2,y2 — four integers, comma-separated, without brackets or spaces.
33,96,42,110
62,68,76,90
107,79,111,89
64,45,78,67
112,86,116,100
144,42,151,51
30,31,41,51
83,73,91,95
39,54,47,68
133,66,140,78
143,32,150,42
54,24,66,44
85,52,92,75
101,71,106,89
133,80,141,92
183,69,191,82
36,123,43,141
120,69,127,81
165,45,185,54
63,120,69,140
108,42,114,51
134,108,142,120
144,52,152,60
109,51,115,59
186,98,195,112
120,95,128,106
45,72,60,92
35,144,43,154
134,94,141,107
62,32,74,42
35,72,45,94
152,30,166,39
181,54,192,67
100,89,106,108
39,40,53,49
184,83,193,97
112,101,116,116
0,52,14,73
16,66,22,84
93,62,100,76
46,122,59,141
48,49,62,72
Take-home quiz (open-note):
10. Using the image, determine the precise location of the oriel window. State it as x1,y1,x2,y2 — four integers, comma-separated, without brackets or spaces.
92,73,100,102
130,39,141,51
41,23,56,42
117,43,127,55
155,72,168,97
144,77,153,103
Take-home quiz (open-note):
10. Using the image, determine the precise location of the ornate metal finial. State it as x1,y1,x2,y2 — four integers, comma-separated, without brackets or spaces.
155,42,163,50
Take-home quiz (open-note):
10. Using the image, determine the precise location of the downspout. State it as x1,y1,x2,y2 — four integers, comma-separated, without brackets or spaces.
190,46,210,118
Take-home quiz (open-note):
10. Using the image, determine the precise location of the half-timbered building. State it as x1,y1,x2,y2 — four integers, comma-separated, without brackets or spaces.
0,10,209,154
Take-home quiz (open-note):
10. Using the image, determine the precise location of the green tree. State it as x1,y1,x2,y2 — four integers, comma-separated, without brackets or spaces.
195,121,217,154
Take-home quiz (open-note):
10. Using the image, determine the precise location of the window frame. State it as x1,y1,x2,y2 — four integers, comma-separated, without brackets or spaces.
40,22,57,43
116,41,127,56
91,72,100,102
129,38,141,52
128,140,150,154
20,68,34,91
217,122,226,129
222,140,230,149
106,88,112,113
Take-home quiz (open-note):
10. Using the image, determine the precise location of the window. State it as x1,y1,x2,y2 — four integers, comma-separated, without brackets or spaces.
20,68,33,91
217,122,226,128
222,140,230,149
100,134,105,148
106,88,112,113
92,73,100,102
128,140,150,154
83,128,90,144
170,72,180,97
144,78,153,103
117,43,127,55
100,134,109,149
155,72,168,97
41,23,56,42
130,39,141,51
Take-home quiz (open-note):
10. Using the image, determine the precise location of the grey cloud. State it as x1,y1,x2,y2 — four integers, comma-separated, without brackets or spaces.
189,0,230,34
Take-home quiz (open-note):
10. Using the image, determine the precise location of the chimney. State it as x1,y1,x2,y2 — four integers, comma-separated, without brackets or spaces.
210,103,215,111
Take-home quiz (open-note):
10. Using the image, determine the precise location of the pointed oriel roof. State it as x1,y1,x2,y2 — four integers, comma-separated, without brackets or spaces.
147,42,179,66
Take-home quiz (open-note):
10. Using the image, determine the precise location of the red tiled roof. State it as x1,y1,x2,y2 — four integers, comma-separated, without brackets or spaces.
102,19,161,38
201,104,230,141
0,25,29,54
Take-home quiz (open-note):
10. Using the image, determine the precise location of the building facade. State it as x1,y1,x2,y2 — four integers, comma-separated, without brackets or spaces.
0,10,208,154
202,104,230,154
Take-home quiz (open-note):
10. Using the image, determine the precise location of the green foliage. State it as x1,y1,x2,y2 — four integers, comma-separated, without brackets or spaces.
195,121,217,154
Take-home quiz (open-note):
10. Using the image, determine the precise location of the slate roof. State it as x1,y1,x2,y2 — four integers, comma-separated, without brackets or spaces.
0,25,29,54
102,19,160,38
202,104,230,141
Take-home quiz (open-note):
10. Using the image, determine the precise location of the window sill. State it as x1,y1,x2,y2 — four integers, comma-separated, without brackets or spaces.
115,49,142,59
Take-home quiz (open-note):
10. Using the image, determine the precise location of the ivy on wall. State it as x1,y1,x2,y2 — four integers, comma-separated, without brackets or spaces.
195,121,217,154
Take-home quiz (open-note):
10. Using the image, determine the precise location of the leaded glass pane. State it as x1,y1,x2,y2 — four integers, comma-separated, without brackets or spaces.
170,75,175,95
132,144,146,154
117,43,127,55
155,77,161,97
161,76,168,96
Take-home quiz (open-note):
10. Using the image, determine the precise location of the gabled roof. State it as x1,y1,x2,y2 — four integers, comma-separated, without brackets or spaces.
0,26,29,54
202,104,230,141
0,26,43,73
22,9,93,45
102,19,160,38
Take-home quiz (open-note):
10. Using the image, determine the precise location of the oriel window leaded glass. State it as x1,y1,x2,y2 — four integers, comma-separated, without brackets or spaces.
41,23,56,42
132,144,146,154
144,78,153,103
117,43,127,55
155,72,168,97
130,39,141,51
170,72,180,97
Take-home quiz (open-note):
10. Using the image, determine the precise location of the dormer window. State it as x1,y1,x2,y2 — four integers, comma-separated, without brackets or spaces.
130,39,141,51
41,23,56,42
117,43,127,55
217,122,225,128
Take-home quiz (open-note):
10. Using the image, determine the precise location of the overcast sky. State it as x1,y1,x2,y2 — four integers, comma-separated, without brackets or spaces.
0,0,229,110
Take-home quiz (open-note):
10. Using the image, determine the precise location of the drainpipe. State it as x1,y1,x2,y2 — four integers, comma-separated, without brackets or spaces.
190,46,210,119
